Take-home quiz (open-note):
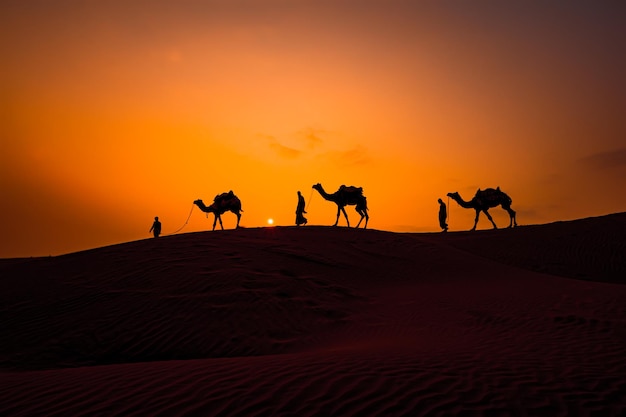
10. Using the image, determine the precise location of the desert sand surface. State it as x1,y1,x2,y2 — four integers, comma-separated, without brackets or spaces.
1,213,625,416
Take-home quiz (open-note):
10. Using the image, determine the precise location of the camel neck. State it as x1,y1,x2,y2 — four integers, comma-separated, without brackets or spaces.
195,202,212,212
315,186,334,201
453,195,474,208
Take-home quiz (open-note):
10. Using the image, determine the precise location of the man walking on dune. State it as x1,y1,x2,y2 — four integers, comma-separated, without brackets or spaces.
438,198,448,232
149,216,162,238
296,191,308,226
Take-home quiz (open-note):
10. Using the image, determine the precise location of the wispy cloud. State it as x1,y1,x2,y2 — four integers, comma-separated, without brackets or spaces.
298,127,325,150
259,129,370,166
258,134,303,160
318,145,370,166
578,148,626,170
268,141,302,159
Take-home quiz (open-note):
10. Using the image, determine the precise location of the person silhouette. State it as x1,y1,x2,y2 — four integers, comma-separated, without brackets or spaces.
438,198,448,232
295,191,307,226
149,216,162,238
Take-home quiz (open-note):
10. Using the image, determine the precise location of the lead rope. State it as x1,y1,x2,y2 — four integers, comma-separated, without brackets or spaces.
168,203,195,235
306,187,314,211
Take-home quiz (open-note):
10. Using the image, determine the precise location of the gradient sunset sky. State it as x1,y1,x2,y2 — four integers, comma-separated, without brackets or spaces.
2,0,624,257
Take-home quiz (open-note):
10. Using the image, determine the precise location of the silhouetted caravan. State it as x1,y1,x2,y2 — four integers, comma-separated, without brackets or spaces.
193,191,242,230
447,187,517,231
312,183,369,228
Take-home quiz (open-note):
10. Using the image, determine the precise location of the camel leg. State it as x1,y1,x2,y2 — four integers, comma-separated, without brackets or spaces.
235,212,241,228
484,209,497,229
356,215,369,229
355,208,369,229
503,207,517,227
355,208,363,228
334,206,341,226
213,214,224,230
471,209,480,231
340,206,350,227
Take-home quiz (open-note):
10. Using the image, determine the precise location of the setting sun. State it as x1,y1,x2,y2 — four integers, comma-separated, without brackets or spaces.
267,218,274,225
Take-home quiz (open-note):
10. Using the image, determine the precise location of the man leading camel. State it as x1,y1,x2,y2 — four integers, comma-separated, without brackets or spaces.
296,191,307,226
438,199,448,232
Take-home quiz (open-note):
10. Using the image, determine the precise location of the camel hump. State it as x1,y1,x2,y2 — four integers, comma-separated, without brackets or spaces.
475,187,510,204
338,185,363,195
475,188,496,197
214,191,238,205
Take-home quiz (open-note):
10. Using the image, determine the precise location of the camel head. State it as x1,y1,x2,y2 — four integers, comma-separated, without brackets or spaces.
193,199,217,215
312,183,322,191
193,199,212,210
446,192,459,199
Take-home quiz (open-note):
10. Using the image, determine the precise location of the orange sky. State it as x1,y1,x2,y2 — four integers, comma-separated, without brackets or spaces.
1,1,625,257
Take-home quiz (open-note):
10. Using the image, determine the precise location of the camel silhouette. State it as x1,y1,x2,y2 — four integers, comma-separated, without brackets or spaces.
448,187,517,230
193,191,242,230
312,183,369,228
447,187,517,231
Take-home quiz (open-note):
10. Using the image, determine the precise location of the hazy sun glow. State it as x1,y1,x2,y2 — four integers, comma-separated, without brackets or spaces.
1,1,624,257
267,219,274,225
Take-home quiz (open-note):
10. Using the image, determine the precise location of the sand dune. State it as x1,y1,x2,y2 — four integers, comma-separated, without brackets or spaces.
1,213,625,416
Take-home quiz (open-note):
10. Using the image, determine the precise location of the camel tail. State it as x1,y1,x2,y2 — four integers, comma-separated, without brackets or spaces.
360,197,369,212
